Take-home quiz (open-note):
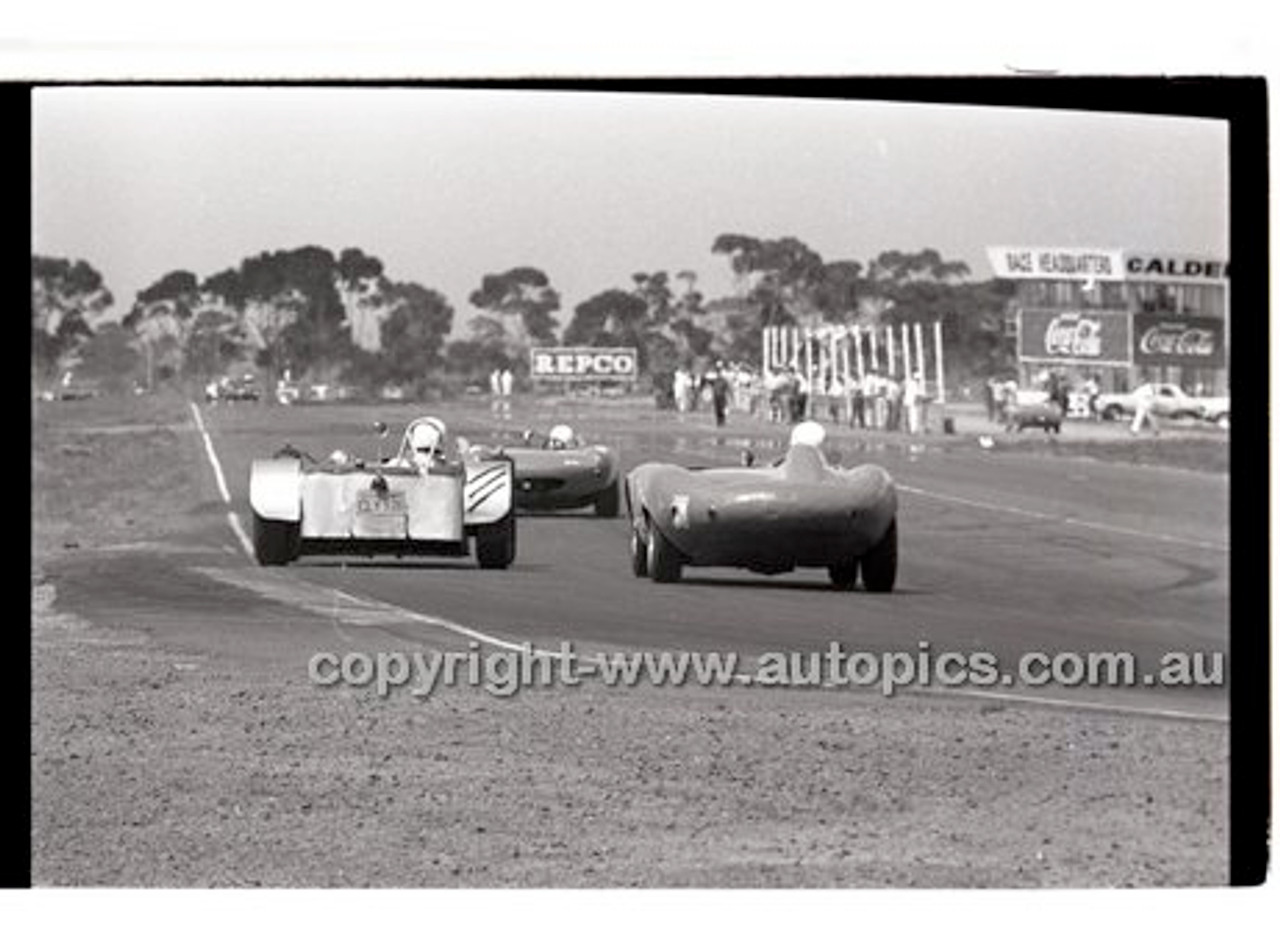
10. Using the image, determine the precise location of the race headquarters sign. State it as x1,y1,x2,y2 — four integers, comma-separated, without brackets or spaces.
987,246,1126,281
1132,313,1225,368
1017,308,1132,366
530,346,639,381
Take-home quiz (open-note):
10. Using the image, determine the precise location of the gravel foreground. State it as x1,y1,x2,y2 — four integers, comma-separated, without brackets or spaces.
30,395,1230,888
31,589,1228,888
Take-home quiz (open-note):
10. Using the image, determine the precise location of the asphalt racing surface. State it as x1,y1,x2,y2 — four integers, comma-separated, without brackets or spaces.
90,399,1228,721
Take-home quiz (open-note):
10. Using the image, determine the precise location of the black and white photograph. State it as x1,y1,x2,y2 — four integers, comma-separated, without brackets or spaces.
19,23,1268,911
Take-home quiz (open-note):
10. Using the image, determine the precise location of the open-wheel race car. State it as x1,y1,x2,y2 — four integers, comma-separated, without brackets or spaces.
624,422,898,591
248,416,516,568
481,424,621,517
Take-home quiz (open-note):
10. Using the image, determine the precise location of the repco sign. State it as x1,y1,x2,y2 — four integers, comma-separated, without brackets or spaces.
1132,314,1225,368
530,347,639,380
1018,308,1131,366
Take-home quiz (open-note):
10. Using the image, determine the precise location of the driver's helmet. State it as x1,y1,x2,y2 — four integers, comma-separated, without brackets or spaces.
408,417,447,466
547,424,576,449
789,420,827,449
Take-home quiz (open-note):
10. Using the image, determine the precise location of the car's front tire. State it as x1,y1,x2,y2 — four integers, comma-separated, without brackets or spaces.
646,522,683,583
252,512,299,566
860,518,897,593
475,514,517,569
595,480,620,518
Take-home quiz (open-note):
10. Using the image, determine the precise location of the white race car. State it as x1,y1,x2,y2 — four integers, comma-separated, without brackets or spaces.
248,416,515,568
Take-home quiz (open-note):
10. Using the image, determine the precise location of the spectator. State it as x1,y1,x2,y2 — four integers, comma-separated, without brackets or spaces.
849,374,866,429
675,368,693,413
999,378,1018,428
868,374,886,430
885,375,903,432
707,363,731,427
826,374,844,423
903,372,920,434
1081,375,1101,420
1130,382,1161,436
984,377,999,422
793,367,810,422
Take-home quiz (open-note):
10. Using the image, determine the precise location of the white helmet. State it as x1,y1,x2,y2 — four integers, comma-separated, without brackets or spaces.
790,420,827,449
408,417,447,461
548,424,575,448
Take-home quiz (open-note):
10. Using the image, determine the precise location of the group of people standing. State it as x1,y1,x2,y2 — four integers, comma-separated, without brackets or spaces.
666,361,938,435
489,367,514,419
765,367,933,434
672,363,747,427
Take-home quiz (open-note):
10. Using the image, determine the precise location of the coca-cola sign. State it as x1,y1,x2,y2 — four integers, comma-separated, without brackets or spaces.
1044,314,1103,358
1018,308,1132,366
1132,314,1225,368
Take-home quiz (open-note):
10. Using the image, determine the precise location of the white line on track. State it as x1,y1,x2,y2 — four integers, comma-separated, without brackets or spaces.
905,685,1226,724
897,483,1229,552
189,402,254,560
236,573,1224,724
226,511,254,560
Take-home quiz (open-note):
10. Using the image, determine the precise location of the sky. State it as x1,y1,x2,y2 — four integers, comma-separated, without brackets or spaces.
32,86,1230,336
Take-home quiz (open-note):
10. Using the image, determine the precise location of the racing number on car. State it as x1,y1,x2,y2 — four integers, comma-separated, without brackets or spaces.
356,490,408,515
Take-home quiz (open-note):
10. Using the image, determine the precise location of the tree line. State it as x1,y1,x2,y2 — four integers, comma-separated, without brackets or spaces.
32,236,1017,397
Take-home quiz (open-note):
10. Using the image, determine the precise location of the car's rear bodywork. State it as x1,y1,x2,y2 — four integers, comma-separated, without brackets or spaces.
625,441,898,590
248,418,515,567
1007,400,1063,433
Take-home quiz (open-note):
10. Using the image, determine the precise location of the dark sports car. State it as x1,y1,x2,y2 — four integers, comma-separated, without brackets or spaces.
1006,400,1064,434
624,423,898,590
482,426,621,517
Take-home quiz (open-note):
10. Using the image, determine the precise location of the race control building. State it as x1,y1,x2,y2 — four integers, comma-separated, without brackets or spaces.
987,246,1229,397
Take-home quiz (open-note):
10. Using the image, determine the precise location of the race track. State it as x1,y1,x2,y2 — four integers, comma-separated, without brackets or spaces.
74,399,1230,721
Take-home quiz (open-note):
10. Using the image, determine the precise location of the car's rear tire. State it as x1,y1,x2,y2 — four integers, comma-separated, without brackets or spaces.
475,514,516,569
828,559,859,590
860,518,897,593
1101,404,1123,421
630,522,649,577
595,480,620,518
253,512,299,566
647,523,683,583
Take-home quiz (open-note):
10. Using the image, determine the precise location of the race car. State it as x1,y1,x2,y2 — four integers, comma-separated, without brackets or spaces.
1005,399,1064,434
484,424,621,517
248,416,516,568
624,422,898,591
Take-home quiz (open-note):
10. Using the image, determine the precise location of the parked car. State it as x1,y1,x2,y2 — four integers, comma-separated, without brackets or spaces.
1197,394,1229,427
1095,383,1203,421
206,374,261,404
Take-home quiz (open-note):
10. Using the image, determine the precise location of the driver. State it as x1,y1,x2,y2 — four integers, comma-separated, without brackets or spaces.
406,417,449,468
547,424,577,450
790,420,827,449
